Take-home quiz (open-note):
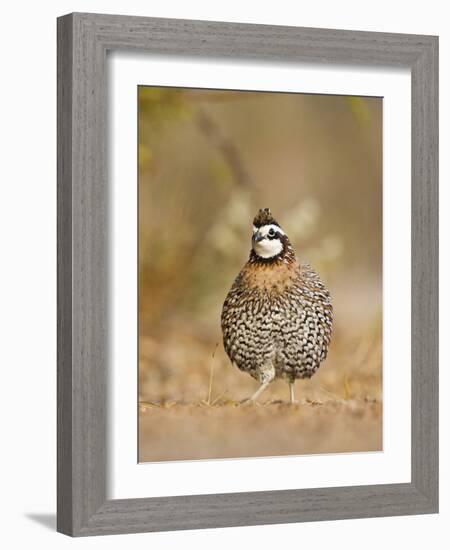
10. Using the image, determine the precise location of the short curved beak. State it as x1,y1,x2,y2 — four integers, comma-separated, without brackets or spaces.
253,232,264,243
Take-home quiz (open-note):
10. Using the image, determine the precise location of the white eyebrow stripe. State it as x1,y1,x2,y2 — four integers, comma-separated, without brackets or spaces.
257,224,285,237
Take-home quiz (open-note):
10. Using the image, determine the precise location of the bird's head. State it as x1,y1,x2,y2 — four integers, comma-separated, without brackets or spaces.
251,208,294,262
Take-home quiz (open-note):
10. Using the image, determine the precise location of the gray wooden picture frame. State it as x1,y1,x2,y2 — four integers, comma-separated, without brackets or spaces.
57,12,438,537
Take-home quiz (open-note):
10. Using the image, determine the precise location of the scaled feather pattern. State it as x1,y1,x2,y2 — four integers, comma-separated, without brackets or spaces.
221,208,333,393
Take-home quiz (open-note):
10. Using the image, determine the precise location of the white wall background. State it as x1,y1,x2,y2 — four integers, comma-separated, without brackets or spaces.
0,1,446,548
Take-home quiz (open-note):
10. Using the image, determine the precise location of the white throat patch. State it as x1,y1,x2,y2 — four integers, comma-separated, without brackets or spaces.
252,224,284,259
253,239,283,258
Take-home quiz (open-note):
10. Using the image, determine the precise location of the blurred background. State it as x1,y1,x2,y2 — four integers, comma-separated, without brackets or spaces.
138,87,382,462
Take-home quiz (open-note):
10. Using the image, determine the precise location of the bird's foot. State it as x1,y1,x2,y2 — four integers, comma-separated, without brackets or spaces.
238,398,258,407
264,398,283,405
237,381,270,406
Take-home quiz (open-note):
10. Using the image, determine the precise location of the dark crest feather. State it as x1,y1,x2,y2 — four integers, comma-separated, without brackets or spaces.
253,208,279,228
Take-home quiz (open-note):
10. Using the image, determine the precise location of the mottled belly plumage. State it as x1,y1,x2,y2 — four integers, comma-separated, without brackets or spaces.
221,264,333,383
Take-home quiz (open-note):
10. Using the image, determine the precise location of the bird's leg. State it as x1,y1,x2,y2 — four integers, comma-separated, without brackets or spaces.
289,381,296,404
241,381,270,405
240,363,275,405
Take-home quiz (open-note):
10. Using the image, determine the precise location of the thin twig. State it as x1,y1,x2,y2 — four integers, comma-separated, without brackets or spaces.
194,108,252,189
207,343,219,405
211,389,229,406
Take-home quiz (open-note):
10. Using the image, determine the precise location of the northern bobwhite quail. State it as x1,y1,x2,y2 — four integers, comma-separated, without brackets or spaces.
221,208,333,404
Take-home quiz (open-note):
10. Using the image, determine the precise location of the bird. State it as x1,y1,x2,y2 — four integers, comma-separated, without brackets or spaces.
221,208,333,404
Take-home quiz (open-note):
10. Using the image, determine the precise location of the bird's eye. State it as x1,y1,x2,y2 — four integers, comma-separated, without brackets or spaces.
268,228,276,237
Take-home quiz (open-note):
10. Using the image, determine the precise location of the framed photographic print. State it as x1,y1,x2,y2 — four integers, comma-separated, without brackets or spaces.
57,13,438,536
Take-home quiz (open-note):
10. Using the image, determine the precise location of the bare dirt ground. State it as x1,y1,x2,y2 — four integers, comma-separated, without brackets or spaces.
139,397,382,462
